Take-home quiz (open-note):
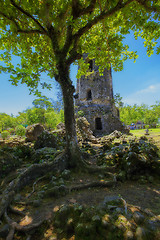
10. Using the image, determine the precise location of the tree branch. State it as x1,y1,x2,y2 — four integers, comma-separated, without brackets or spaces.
62,25,73,55
136,0,160,13
46,24,60,57
0,12,46,35
73,0,135,42
17,29,44,34
66,49,82,66
0,11,20,29
10,0,47,34
72,0,97,19
80,0,97,16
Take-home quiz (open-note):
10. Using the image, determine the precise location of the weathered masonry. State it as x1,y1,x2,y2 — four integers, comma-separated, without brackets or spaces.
75,58,126,136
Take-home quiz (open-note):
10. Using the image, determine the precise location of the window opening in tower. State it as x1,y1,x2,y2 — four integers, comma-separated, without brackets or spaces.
87,89,92,100
95,117,102,130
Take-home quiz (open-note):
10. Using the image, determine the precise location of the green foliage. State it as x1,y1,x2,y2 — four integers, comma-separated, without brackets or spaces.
15,112,27,126
45,111,58,129
7,128,15,135
77,110,85,117
59,109,64,123
0,107,64,131
120,102,160,126
0,113,16,131
0,1,159,84
13,145,33,159
25,108,46,125
32,96,53,110
45,109,64,129
113,93,124,108
15,125,26,136
1,130,10,140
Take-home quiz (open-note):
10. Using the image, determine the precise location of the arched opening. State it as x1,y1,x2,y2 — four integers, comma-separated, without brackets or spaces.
95,117,102,130
86,89,92,100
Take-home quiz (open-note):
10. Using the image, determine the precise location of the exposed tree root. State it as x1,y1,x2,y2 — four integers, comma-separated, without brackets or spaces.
0,152,67,219
76,159,117,181
9,205,25,216
0,150,118,239
5,211,43,240
70,180,117,191
26,175,48,199
0,171,19,188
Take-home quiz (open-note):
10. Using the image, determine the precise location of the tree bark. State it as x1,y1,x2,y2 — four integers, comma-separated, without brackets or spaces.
56,64,82,168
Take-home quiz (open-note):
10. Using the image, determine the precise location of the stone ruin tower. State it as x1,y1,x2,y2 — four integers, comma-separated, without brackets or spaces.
75,58,126,136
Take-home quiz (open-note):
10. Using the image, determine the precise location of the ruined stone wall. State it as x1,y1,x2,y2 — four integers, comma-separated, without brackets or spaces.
76,103,124,135
76,68,113,105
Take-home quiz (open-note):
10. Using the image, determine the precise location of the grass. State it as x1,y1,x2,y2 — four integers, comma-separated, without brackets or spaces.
130,128,160,149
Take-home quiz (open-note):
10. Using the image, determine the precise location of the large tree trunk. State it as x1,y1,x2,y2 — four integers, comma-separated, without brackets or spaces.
56,65,82,168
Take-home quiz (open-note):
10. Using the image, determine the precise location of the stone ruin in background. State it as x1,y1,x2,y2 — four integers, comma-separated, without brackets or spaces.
75,56,128,136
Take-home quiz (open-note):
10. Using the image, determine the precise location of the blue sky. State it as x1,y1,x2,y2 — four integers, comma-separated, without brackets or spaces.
0,34,160,116
112,34,160,106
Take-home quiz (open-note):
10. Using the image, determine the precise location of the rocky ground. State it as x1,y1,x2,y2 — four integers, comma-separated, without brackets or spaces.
0,121,160,240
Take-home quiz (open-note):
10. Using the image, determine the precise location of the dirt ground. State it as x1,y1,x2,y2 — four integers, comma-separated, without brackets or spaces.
13,173,160,226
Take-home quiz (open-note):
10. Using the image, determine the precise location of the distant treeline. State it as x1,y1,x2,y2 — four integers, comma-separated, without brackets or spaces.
0,107,64,132
119,102,160,127
1,100,160,132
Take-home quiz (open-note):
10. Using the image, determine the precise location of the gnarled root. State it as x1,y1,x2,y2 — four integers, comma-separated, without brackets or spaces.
70,180,117,191
76,158,117,181
5,211,43,240
0,152,67,223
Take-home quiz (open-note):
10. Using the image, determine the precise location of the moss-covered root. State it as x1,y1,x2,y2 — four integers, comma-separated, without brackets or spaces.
0,152,67,219
70,180,116,191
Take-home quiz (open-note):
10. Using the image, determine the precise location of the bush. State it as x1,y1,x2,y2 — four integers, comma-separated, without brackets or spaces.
15,125,26,136
77,110,85,117
7,128,15,135
1,130,10,140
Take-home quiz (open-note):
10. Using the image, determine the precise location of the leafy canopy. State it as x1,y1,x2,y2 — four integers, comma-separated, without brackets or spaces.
0,0,159,89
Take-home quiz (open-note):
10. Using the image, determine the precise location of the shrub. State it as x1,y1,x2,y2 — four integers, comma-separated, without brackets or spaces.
15,125,26,136
1,130,10,140
77,110,84,117
7,128,15,135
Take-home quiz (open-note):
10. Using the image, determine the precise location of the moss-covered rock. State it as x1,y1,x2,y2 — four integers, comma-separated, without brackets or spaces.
31,147,57,163
34,130,58,149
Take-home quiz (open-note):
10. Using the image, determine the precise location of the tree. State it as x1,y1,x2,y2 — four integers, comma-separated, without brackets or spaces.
25,107,46,125
44,109,64,129
32,96,53,110
113,93,124,108
0,113,16,131
0,0,159,167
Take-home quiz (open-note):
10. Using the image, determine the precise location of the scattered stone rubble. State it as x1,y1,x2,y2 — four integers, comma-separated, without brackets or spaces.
51,195,160,240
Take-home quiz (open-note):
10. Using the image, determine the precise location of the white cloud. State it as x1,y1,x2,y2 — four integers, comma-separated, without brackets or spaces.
137,84,160,94
123,83,160,105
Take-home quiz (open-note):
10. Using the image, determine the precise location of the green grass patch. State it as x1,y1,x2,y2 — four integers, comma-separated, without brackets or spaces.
130,128,160,135
130,128,160,149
